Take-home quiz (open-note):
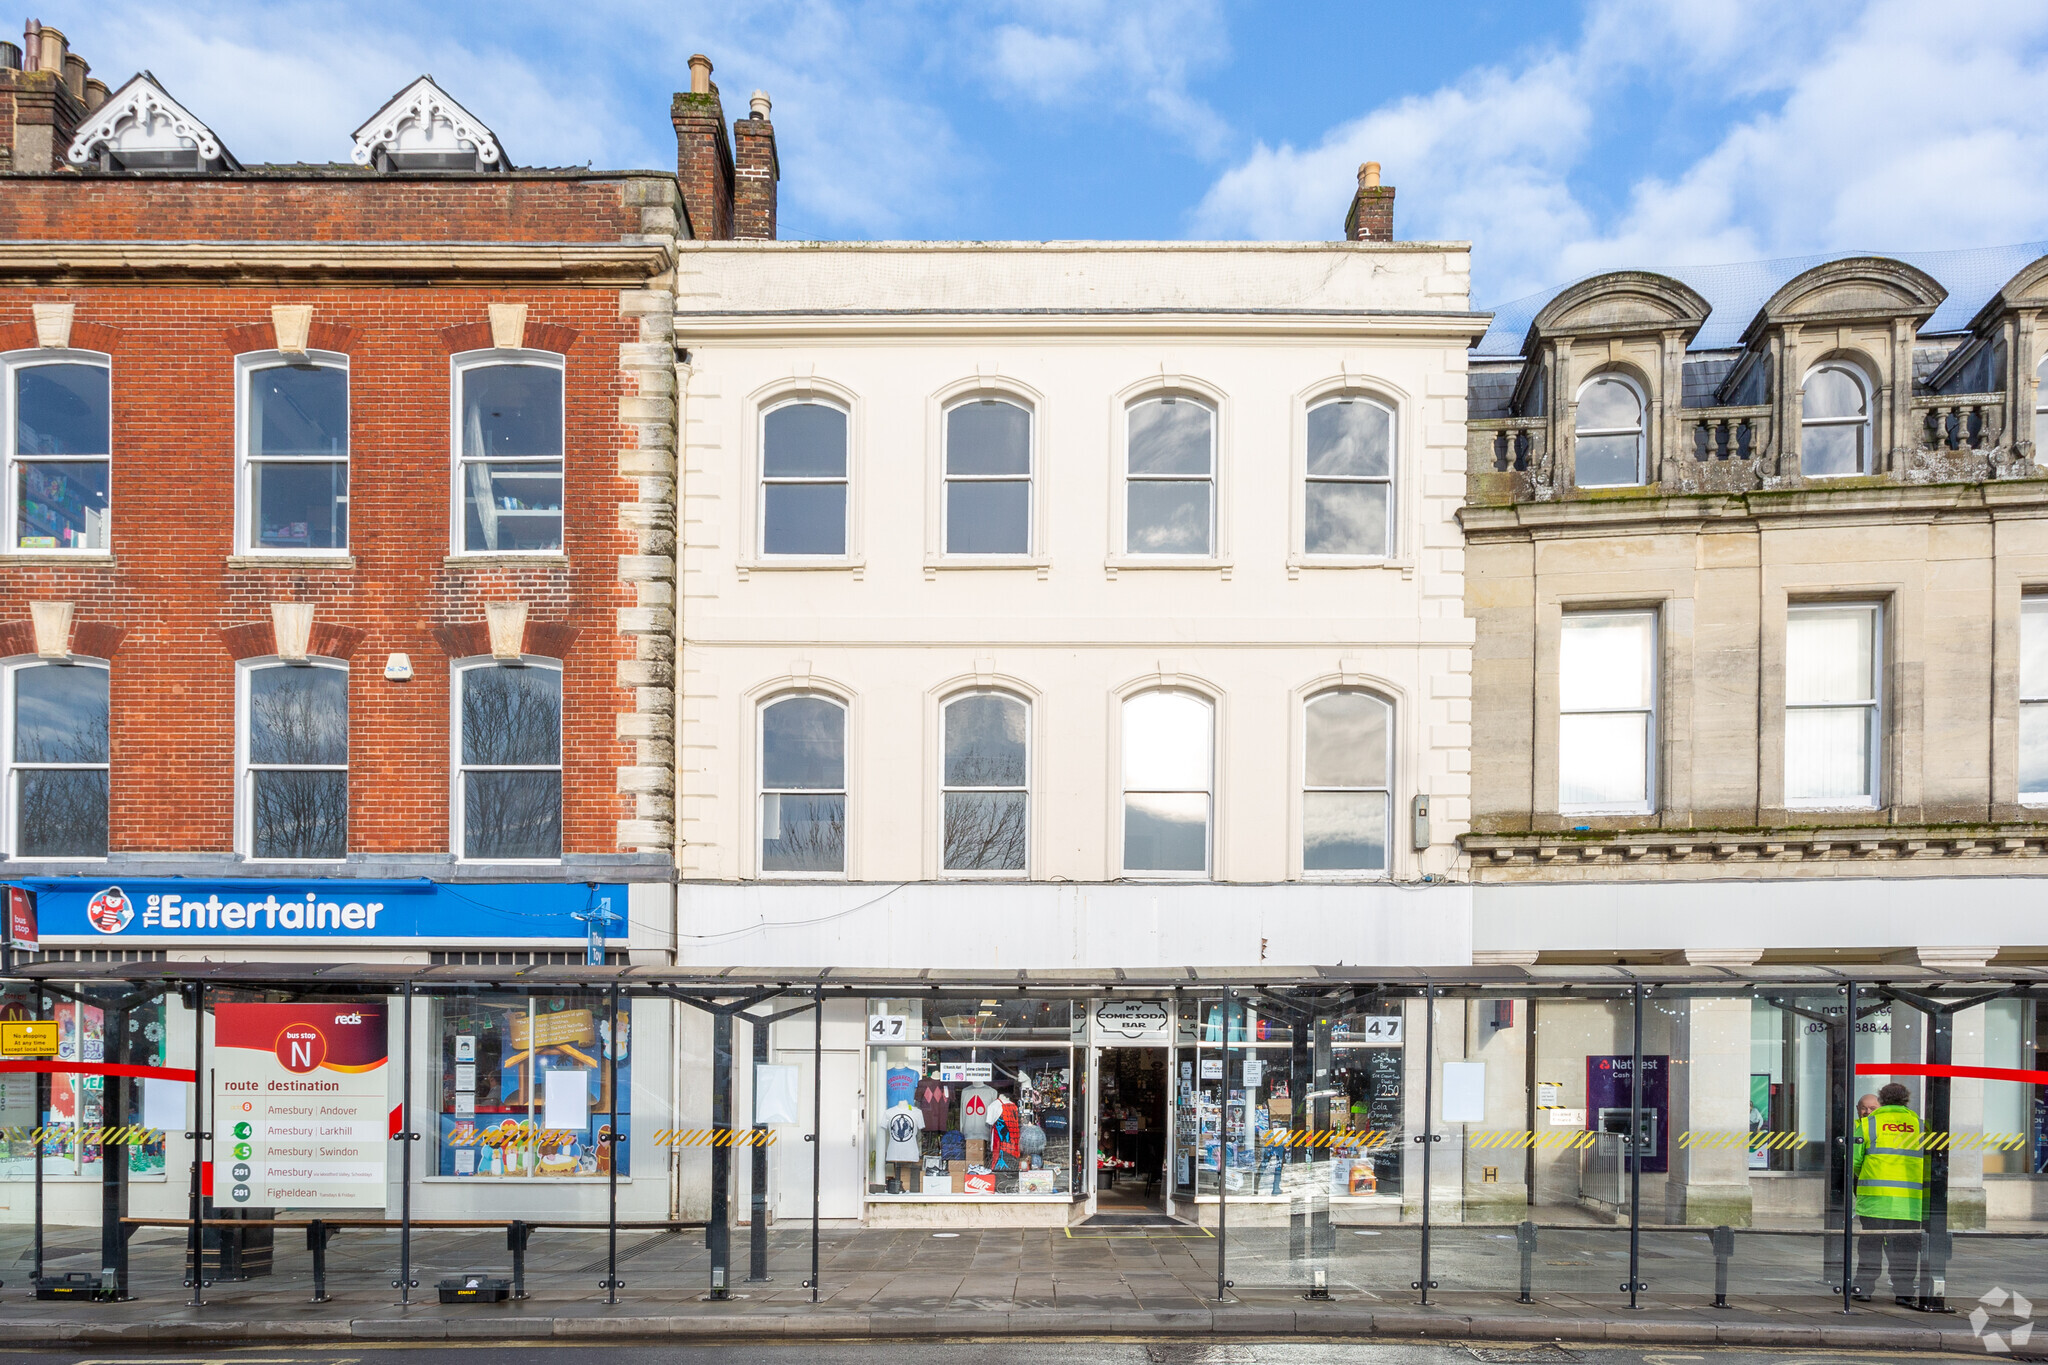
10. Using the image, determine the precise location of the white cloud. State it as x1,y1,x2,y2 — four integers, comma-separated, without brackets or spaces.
1193,0,2048,303
976,0,1233,158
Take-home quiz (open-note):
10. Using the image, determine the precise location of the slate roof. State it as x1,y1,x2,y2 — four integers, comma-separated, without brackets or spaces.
1476,240,2048,357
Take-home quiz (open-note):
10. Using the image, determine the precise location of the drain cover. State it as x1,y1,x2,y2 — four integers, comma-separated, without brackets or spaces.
1465,1347,1584,1364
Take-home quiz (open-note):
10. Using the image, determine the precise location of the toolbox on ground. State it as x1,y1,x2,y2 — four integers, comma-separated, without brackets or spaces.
438,1271,512,1303
35,1272,102,1300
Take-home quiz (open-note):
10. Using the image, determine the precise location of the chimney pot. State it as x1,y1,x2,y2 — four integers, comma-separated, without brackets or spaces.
749,90,771,121
689,54,712,95
62,50,85,99
84,75,108,110
34,24,64,76
1345,161,1396,243
0,41,19,72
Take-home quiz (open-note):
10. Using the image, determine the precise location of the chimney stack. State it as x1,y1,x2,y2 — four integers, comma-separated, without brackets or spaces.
1345,161,1396,243
732,89,778,241
3,20,92,172
672,54,734,240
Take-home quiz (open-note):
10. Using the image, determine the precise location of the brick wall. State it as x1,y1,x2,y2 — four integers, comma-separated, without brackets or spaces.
732,117,777,242
0,284,642,857
0,174,650,242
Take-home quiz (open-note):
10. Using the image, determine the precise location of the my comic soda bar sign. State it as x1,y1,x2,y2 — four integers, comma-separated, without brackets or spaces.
17,878,623,946
214,1000,390,1208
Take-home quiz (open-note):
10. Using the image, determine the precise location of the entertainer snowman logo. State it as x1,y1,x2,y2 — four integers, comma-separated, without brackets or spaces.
85,886,132,934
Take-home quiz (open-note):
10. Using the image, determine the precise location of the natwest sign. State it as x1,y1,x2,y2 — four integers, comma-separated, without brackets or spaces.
23,877,623,946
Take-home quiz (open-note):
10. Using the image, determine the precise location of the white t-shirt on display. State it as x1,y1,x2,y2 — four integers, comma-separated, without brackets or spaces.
883,1103,924,1160
959,1084,1000,1140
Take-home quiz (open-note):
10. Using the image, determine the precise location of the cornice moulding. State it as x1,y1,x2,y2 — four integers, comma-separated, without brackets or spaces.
0,241,675,284
676,310,1491,341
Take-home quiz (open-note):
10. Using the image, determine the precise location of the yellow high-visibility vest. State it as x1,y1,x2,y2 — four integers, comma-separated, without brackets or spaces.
1854,1105,1927,1220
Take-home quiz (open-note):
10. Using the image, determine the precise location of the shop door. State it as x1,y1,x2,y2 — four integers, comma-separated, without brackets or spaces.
769,1044,863,1221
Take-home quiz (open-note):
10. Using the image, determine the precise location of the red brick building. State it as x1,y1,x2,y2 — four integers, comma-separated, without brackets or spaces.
0,32,776,965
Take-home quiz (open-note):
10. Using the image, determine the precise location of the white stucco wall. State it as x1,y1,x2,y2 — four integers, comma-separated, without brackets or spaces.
673,242,1479,911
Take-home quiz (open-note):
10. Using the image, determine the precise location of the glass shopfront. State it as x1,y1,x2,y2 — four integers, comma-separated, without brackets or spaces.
865,996,1079,1198
0,981,168,1184
430,992,629,1180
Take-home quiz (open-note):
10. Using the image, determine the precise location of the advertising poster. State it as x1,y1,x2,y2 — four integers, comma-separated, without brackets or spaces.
1586,1054,1670,1174
213,1001,389,1207
433,996,630,1179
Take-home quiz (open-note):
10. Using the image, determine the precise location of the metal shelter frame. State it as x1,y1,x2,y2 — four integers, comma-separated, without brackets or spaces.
4,957,2044,1312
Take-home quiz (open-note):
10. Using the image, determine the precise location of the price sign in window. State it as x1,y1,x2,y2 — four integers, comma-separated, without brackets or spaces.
867,1015,908,1042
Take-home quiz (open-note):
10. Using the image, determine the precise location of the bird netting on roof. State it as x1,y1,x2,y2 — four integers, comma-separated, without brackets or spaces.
1475,240,2048,356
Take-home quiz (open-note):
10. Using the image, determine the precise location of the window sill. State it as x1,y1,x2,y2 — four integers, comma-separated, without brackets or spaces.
1287,554,1410,573
1104,556,1231,578
737,558,866,579
0,552,114,566
443,554,571,569
923,556,1050,576
226,554,355,570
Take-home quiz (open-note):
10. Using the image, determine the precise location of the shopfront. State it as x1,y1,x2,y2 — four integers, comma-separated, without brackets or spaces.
2,876,669,1228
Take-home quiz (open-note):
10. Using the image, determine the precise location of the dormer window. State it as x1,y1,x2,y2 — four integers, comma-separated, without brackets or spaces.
1573,374,1646,487
65,72,237,172
351,76,508,173
1801,364,1871,477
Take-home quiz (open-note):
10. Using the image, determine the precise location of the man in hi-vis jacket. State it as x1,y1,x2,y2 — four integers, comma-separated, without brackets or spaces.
1851,1082,1929,1306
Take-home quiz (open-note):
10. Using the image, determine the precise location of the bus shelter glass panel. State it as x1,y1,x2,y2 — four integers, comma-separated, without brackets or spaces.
0,981,169,1192
1862,983,2048,1317
864,996,1077,1199
430,991,629,1183
1422,986,1642,1301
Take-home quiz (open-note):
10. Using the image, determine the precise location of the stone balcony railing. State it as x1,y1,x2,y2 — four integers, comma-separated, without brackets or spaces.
1470,394,2038,505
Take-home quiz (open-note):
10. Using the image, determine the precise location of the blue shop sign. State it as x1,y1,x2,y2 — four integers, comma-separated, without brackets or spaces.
19,877,622,945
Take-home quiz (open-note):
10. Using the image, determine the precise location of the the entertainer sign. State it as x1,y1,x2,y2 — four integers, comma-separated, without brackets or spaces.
21,877,622,946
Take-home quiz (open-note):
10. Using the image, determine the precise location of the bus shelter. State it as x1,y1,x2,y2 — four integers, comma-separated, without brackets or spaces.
2,959,2045,1314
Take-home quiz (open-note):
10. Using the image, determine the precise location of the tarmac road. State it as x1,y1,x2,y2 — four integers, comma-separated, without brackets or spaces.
0,1341,2003,1364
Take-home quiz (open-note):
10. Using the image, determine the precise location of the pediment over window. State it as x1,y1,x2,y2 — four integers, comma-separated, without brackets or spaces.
1522,271,1711,354
351,76,509,172
1740,257,1946,344
66,72,238,172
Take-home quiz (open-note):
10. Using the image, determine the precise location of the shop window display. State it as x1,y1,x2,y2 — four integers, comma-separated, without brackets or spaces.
1173,996,1405,1203
432,994,629,1179
0,985,166,1182
866,996,1076,1197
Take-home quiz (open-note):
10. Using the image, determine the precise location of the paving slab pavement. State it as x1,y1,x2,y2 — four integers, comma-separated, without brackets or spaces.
0,1222,2041,1355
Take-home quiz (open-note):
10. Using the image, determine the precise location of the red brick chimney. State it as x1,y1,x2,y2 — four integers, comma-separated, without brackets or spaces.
671,54,733,241
732,90,778,241
2,20,93,173
1345,161,1395,242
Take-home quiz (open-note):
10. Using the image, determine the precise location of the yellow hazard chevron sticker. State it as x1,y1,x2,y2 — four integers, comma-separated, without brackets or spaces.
650,1129,778,1147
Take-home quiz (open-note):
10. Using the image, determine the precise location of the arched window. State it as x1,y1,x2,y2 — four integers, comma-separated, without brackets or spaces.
7,353,110,552
455,659,562,860
1302,689,1391,873
455,353,564,552
5,658,108,858
1573,375,1645,487
240,352,348,552
944,398,1031,555
241,660,348,859
1801,364,1870,477
941,691,1028,872
1305,396,1394,555
1125,396,1214,556
760,694,846,873
1121,690,1211,874
761,398,849,556
2034,354,2048,448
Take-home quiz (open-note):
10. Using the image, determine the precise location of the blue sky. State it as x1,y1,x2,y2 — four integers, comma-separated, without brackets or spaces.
37,0,2048,305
